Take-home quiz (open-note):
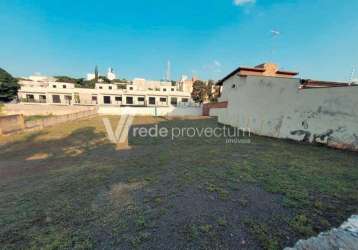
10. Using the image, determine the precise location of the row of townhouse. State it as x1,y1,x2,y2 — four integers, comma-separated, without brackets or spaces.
18,81,194,107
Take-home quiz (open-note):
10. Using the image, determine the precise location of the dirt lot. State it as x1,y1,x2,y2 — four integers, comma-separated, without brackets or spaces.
0,116,357,249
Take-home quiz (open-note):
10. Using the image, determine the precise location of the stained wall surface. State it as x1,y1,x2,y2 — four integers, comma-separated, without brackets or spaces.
214,75,358,150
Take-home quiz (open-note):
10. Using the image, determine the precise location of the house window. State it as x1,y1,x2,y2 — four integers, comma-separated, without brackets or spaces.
155,88,160,91
149,97,156,105
126,96,133,104
171,88,175,91
63,85,67,88
39,95,46,103
138,97,145,102
109,86,112,90
103,96,111,104
115,96,122,102
129,87,133,90
171,97,177,106
181,98,189,103
64,95,72,104
163,88,167,92
99,86,103,89
52,85,57,88
52,95,61,103
232,84,236,89
160,97,167,102
26,94,35,102
92,96,98,104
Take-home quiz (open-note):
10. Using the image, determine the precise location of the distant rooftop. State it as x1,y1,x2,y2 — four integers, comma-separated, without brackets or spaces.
217,63,299,85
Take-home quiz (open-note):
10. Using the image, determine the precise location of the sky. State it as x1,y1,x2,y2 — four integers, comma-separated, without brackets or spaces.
1,0,358,81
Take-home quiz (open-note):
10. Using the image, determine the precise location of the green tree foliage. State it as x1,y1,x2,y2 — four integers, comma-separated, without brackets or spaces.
191,80,209,104
55,76,97,89
76,79,96,89
112,78,131,84
98,76,111,83
191,80,219,103
0,68,20,102
55,76,78,83
94,65,99,81
207,80,219,103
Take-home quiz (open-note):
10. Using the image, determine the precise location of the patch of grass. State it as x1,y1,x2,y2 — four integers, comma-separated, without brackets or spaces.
199,224,213,234
182,224,199,241
130,231,151,247
244,220,280,250
0,116,357,249
206,183,230,200
217,217,228,227
289,214,315,237
238,196,249,207
24,114,53,122
134,214,146,229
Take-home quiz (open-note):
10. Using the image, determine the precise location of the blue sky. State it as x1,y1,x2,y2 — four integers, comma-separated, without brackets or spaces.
1,0,358,81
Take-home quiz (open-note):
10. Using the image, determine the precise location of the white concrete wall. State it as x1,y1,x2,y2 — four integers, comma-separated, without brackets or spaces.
3,104,95,116
97,106,202,117
217,75,358,150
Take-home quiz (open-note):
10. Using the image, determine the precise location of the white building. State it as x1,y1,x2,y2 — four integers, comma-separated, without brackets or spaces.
86,67,116,81
212,62,358,150
18,78,194,107
86,73,96,81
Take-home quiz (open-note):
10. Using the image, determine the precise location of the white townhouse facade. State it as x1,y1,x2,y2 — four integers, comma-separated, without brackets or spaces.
18,80,194,107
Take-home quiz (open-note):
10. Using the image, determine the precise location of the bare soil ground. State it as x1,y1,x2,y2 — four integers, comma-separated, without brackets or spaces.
0,116,357,249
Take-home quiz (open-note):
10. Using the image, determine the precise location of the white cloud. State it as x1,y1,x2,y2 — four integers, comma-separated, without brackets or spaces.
233,0,256,6
214,60,221,67
203,60,222,76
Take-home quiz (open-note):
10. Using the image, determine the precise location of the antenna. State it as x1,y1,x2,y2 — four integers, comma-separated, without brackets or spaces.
166,60,171,81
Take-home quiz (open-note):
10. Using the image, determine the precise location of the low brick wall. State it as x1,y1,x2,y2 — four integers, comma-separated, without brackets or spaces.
0,115,25,135
0,110,97,135
98,106,203,116
25,110,97,131
202,102,228,116
3,104,95,116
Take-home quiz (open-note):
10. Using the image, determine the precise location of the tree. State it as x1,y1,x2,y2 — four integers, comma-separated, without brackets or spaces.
0,68,19,102
191,80,208,104
112,78,131,84
94,65,99,82
75,79,96,89
207,80,219,103
191,80,219,104
55,76,78,83
98,76,111,83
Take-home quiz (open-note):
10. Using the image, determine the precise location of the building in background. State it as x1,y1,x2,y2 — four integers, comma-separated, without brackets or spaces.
18,77,195,107
86,73,96,81
178,75,197,93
